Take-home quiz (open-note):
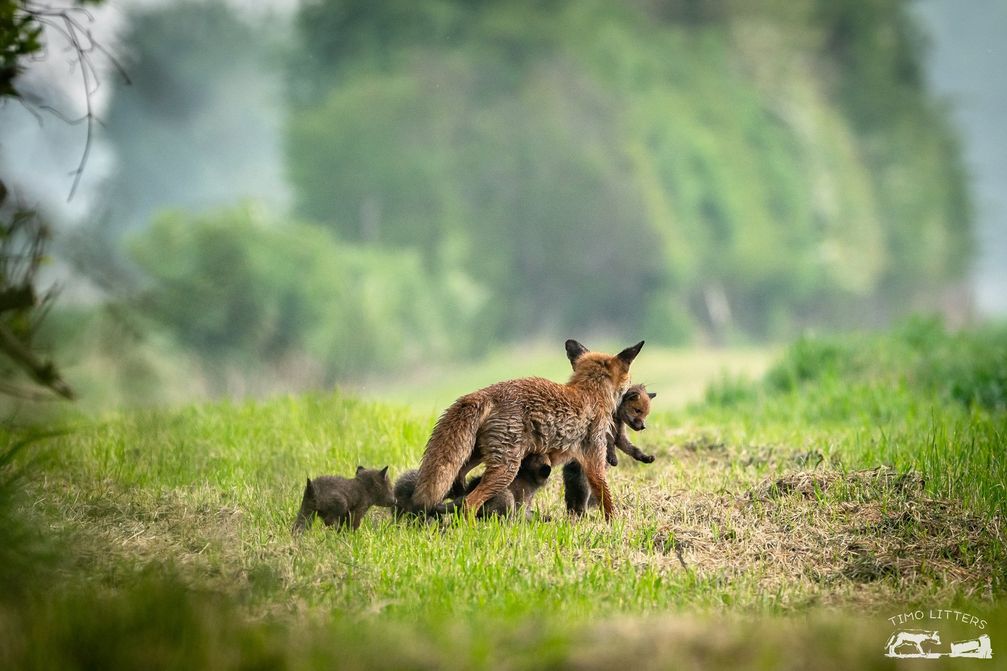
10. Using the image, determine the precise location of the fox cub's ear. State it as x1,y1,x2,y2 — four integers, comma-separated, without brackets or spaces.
565,339,590,365
356,465,365,474
380,466,389,478
648,392,657,399
617,340,645,366
623,389,640,402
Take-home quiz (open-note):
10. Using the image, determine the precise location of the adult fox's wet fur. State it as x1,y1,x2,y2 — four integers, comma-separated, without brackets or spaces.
458,453,553,518
395,454,552,520
410,340,644,520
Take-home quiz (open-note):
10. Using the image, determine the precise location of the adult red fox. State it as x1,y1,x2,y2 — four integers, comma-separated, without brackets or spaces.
410,340,645,520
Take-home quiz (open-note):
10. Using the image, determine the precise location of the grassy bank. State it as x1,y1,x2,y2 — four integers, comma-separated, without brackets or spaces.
1,320,1004,669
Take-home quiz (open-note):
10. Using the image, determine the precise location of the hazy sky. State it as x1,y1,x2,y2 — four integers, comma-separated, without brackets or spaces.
915,0,1007,315
0,0,294,222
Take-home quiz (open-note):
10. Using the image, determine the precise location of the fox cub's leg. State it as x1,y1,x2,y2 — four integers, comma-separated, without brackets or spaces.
615,429,655,464
463,457,521,517
562,462,591,516
348,505,367,530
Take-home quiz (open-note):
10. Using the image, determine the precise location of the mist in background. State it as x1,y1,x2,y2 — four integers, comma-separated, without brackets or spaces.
914,0,1007,316
1,0,1003,403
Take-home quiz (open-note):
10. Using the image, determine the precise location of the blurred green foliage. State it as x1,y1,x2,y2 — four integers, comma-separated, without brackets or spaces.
707,316,1007,413
286,0,971,342
128,205,486,382
83,0,976,387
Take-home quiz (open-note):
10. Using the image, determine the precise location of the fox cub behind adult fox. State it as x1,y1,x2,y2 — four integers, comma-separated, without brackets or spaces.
292,466,394,532
394,453,552,519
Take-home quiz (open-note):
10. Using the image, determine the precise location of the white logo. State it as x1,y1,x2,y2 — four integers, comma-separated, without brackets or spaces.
884,609,993,659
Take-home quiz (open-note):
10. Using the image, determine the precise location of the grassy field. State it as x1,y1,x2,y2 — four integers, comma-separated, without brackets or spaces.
1,319,1005,669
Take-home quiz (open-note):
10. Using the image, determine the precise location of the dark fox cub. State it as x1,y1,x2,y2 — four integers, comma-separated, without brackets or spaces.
563,383,657,516
394,454,552,519
292,466,395,533
392,469,450,518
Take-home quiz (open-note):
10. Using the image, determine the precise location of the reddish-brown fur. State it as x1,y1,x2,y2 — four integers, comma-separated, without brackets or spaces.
609,384,656,466
411,340,644,520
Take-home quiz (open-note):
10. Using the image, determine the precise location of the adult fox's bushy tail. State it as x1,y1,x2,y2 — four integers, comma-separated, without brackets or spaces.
412,396,490,510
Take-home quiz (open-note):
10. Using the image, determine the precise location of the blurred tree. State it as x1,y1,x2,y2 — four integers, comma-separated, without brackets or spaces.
286,0,972,343
95,1,289,237
0,0,109,399
813,0,973,305
129,205,486,386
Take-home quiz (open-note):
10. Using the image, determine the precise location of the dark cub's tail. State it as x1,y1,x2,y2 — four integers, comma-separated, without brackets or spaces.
291,478,317,534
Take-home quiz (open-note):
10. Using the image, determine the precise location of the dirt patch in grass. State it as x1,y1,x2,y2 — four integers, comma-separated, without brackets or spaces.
643,467,1003,600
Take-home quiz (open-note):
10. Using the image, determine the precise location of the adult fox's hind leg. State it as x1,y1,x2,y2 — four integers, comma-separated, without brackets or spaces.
462,457,521,518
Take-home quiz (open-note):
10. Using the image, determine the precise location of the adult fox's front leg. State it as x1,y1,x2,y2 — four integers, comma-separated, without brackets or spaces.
580,434,614,520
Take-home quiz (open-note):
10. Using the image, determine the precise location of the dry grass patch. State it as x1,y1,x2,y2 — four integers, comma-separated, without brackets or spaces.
639,466,1003,602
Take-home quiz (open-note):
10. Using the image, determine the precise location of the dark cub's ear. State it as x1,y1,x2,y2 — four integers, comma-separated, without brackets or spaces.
623,389,640,402
648,392,657,399
380,466,389,478
356,465,364,474
537,463,552,480
565,339,590,366
617,340,645,367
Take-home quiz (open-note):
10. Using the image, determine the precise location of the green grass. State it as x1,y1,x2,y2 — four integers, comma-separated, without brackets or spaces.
2,321,1006,669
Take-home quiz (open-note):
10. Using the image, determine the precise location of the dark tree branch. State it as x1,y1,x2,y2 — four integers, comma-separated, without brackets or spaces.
17,2,129,202
0,322,73,399
0,286,35,313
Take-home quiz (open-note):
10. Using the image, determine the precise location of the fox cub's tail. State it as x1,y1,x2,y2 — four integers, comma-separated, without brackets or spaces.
412,397,488,510
291,478,316,533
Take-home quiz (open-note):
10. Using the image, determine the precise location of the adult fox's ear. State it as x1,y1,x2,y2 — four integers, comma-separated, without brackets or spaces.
648,392,657,399
565,339,590,365
617,340,645,367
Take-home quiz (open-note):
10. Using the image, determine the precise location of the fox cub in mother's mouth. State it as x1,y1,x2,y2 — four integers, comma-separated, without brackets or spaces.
292,466,395,533
563,383,657,516
606,383,657,466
